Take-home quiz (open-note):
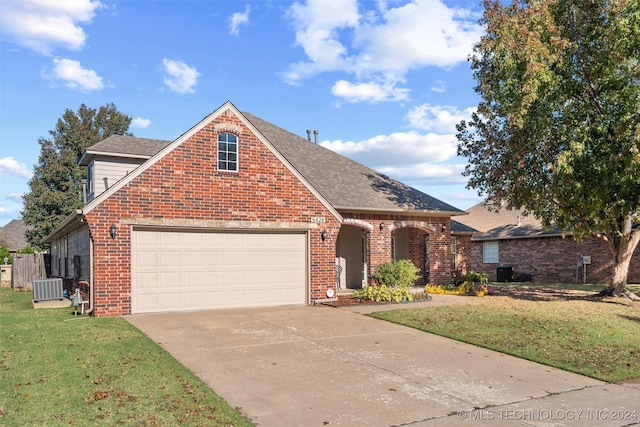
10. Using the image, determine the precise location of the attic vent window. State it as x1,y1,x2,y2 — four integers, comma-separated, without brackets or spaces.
218,132,238,172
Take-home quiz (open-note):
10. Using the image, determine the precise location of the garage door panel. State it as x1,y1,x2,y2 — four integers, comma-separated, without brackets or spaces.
132,230,307,313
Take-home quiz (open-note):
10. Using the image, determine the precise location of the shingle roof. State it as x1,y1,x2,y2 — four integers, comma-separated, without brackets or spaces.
450,220,477,234
243,112,463,214
455,199,563,240
79,135,170,165
0,219,29,251
80,111,464,215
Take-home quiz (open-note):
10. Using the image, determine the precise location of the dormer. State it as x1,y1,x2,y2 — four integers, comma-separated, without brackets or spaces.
78,135,170,203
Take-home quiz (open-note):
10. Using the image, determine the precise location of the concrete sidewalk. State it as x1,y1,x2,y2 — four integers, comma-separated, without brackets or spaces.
126,302,640,426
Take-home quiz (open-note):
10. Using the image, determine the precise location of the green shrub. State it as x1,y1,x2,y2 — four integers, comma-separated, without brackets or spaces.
372,259,420,288
0,244,11,264
353,260,420,302
454,270,488,286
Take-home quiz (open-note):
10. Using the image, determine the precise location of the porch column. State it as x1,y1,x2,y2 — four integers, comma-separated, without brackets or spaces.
369,222,392,281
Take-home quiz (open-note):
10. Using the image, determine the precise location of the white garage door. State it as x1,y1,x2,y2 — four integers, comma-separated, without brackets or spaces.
131,229,308,314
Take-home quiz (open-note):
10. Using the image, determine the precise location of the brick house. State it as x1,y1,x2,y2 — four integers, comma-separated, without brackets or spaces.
456,200,640,284
45,101,466,317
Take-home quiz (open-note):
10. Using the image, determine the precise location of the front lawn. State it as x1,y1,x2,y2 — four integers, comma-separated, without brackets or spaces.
371,285,640,383
0,288,253,426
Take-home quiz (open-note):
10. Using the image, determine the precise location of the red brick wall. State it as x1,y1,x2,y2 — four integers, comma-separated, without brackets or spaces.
470,236,640,284
454,234,472,276
340,212,451,285
85,109,339,317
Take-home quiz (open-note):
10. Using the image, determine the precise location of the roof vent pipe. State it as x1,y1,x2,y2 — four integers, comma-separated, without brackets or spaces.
306,129,311,141
313,130,318,144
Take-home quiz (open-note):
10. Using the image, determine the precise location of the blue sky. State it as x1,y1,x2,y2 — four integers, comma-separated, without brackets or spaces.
0,0,486,227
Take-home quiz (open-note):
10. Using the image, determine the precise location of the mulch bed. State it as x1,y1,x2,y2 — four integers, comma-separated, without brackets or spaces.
329,286,639,307
326,293,431,307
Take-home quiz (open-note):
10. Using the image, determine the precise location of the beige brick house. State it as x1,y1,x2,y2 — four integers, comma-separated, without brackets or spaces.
45,101,466,316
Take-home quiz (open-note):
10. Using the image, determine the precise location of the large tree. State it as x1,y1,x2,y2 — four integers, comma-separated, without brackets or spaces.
457,0,640,299
22,103,132,250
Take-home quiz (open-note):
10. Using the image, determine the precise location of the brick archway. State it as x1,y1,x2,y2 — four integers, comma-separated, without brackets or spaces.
388,220,436,233
341,218,374,232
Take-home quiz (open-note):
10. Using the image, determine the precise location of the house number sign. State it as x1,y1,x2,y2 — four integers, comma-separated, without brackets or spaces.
311,217,326,223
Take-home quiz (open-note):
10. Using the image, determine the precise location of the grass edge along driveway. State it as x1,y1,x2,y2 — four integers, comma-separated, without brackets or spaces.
0,289,253,426
371,285,640,383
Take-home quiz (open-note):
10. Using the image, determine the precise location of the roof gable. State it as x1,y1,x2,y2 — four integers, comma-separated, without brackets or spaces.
82,102,462,217
82,102,341,220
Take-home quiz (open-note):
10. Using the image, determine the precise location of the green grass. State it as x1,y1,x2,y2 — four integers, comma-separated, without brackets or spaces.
0,289,253,426
371,286,640,383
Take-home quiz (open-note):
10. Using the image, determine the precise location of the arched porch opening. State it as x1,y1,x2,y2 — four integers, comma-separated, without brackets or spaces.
390,222,436,286
336,222,372,290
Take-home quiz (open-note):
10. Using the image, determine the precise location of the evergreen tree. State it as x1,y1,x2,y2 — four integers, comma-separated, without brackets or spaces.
22,104,132,250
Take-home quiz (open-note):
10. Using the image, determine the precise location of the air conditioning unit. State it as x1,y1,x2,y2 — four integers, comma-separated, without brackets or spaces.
33,278,64,302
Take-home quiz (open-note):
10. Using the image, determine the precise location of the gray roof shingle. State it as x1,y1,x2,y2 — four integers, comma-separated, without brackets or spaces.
243,112,463,214
79,135,170,165
82,111,464,215
0,219,29,251
455,200,563,240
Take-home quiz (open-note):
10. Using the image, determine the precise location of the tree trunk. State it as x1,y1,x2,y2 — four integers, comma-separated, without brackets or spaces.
601,217,640,300
607,254,632,297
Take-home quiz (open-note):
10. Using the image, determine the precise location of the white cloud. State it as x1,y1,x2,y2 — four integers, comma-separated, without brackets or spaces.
321,130,458,168
0,0,103,55
44,58,104,91
354,0,482,71
406,103,476,133
284,0,482,103
0,157,33,179
321,131,467,186
229,5,250,36
378,162,468,185
132,117,151,128
162,58,201,94
283,0,359,83
430,80,447,93
331,78,409,103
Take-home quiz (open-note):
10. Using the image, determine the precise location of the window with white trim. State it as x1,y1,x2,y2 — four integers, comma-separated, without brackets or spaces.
87,163,94,198
483,241,499,263
218,132,238,172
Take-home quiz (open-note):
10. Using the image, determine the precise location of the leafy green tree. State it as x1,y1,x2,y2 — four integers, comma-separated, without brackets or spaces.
16,247,35,254
0,244,11,265
22,104,132,250
457,0,640,299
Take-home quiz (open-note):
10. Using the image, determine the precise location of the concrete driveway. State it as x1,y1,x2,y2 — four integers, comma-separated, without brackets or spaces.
126,302,640,426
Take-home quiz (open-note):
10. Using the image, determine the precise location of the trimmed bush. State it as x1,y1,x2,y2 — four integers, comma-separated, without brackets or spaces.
353,260,420,302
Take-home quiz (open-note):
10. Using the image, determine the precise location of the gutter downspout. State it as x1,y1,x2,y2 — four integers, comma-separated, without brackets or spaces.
84,231,95,315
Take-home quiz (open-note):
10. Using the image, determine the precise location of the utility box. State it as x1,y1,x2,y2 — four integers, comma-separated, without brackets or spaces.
496,266,513,282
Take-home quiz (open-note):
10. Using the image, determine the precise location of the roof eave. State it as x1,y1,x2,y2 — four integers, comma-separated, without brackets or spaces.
471,232,566,241
43,210,84,243
336,206,465,217
79,150,152,166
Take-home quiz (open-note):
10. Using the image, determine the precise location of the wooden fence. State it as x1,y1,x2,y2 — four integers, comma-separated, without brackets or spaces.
12,253,47,290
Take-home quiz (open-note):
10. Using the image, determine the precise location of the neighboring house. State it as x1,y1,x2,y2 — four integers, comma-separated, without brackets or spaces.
45,101,466,317
0,219,29,254
455,200,640,284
